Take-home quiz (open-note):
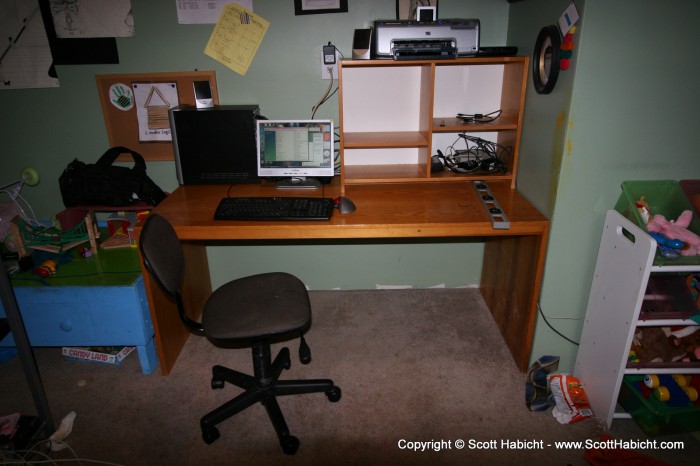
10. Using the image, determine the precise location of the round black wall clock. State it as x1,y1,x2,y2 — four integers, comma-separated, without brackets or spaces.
533,25,561,94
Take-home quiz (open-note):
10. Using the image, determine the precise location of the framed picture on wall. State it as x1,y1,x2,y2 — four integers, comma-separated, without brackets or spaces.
294,0,348,15
396,0,438,20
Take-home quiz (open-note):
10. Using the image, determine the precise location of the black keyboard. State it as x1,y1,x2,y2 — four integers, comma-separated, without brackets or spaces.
214,196,335,221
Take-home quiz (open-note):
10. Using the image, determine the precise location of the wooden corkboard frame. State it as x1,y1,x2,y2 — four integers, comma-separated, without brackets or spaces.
96,71,219,161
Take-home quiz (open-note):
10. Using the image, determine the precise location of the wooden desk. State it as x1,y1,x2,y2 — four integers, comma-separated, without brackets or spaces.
135,181,549,375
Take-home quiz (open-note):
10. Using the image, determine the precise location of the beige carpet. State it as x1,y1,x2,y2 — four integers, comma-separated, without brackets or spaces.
1,289,698,465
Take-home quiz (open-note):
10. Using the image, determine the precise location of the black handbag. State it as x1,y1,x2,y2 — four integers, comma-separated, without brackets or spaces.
59,146,167,207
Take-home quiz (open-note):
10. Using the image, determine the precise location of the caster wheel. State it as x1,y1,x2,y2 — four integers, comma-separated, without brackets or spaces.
202,426,220,444
281,435,299,455
326,386,341,402
211,378,225,389
20,167,40,187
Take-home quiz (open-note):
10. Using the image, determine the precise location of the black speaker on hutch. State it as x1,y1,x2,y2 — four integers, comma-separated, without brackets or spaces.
352,28,372,59
169,105,261,185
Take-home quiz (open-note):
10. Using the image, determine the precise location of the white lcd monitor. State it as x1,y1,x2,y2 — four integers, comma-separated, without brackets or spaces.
256,119,334,189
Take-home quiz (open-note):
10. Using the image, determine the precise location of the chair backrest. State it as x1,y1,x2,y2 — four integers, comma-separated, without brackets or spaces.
139,214,203,333
139,214,184,296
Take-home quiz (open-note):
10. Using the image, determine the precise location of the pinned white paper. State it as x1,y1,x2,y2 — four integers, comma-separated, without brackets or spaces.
558,2,580,36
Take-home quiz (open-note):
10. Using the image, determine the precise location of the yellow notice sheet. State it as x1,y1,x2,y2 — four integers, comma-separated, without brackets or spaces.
204,4,269,76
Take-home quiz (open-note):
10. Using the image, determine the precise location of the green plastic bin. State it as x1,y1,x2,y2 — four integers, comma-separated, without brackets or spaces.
619,375,700,437
614,180,700,266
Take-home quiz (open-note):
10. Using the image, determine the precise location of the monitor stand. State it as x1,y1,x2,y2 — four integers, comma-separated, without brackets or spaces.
275,177,321,190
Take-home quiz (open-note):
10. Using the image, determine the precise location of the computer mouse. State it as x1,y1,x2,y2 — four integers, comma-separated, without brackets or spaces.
334,196,356,214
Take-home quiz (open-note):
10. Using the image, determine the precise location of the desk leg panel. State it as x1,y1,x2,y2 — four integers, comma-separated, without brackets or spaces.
140,241,211,375
481,233,547,372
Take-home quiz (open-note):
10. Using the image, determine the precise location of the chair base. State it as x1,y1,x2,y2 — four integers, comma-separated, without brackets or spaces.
200,342,340,455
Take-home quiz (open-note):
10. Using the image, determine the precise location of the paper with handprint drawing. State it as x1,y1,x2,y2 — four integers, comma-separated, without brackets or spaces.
108,83,134,111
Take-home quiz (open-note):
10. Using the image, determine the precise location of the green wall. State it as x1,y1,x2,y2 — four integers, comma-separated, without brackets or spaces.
509,0,700,371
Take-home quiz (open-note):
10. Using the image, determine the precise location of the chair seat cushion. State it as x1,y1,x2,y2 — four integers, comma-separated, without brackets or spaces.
202,272,311,342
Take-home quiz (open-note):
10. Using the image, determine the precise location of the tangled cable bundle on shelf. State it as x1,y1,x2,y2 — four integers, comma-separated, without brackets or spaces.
435,133,512,174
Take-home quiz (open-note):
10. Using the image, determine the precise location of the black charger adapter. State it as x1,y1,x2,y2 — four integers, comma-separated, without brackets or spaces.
323,43,336,65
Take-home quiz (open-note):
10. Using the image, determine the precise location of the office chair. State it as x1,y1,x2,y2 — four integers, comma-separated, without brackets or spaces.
138,214,341,454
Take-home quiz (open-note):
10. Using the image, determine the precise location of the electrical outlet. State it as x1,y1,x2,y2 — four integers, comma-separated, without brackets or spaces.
320,50,339,80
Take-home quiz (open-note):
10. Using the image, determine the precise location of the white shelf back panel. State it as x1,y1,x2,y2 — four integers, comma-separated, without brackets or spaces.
341,67,425,132
433,64,503,117
343,148,421,166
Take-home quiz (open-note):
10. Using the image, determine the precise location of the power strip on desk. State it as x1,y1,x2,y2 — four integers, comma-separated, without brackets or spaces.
472,181,510,230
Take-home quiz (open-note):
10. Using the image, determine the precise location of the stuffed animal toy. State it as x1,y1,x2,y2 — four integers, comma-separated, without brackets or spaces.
631,326,700,364
631,327,687,363
683,347,700,362
646,210,700,256
670,326,700,361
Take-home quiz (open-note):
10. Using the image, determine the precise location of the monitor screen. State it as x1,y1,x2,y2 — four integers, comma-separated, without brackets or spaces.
256,119,334,188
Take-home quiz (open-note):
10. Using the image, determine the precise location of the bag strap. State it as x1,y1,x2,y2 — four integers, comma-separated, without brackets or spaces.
96,146,147,172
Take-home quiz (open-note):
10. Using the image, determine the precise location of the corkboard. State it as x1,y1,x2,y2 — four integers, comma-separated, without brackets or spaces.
96,71,219,161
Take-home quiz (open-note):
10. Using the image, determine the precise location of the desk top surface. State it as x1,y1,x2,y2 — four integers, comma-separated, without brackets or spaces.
144,181,548,241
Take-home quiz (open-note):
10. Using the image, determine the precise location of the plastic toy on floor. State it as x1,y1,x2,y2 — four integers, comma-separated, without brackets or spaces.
646,210,700,256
